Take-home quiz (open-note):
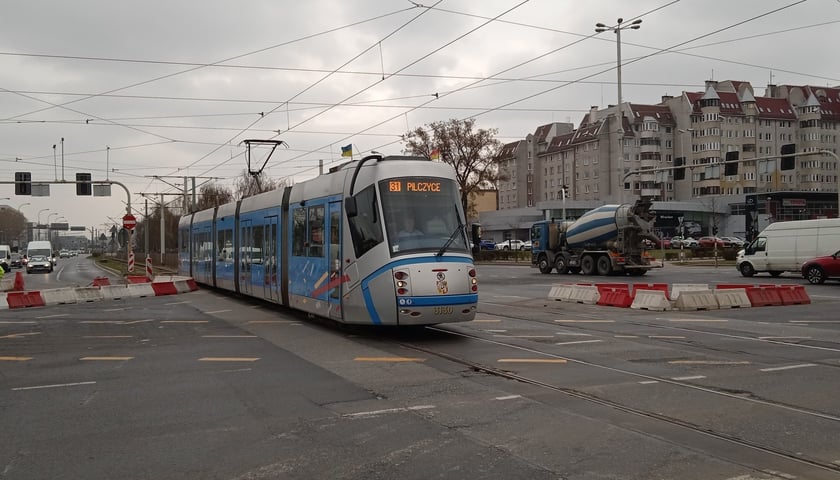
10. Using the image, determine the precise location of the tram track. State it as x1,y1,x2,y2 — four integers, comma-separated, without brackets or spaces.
479,302,840,371
394,323,840,477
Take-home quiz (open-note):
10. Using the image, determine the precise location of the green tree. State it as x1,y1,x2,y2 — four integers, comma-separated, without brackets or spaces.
403,118,505,218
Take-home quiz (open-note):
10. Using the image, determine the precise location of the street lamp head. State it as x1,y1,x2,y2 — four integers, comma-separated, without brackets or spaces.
595,22,607,28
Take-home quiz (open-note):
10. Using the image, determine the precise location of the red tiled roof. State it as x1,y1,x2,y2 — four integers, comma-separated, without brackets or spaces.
755,97,796,119
629,104,675,124
497,140,524,158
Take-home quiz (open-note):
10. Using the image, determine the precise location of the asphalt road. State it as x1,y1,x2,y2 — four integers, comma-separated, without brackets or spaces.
2,260,840,479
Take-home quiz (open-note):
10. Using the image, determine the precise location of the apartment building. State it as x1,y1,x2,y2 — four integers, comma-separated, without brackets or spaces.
483,80,839,243
496,79,839,209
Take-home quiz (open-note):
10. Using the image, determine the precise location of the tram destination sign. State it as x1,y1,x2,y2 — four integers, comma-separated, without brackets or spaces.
387,179,443,193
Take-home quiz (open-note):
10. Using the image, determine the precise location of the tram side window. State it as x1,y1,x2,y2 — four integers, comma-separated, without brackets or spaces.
348,185,383,257
217,228,232,262
292,208,306,256
308,205,325,257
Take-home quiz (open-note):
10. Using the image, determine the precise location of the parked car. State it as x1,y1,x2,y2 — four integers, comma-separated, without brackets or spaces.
495,239,526,250
698,236,728,248
801,250,840,284
720,236,745,248
521,240,532,250
479,239,497,250
670,236,698,248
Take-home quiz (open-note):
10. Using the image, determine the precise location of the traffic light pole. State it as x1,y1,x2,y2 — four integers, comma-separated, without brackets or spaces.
5,177,134,269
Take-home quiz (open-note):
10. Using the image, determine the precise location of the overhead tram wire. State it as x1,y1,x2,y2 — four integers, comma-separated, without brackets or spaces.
1,6,417,123
453,0,814,124
265,0,816,181
3,16,834,123
189,0,534,181
167,0,445,180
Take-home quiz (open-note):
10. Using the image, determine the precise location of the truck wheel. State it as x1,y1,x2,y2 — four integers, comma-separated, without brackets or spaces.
554,256,569,274
805,266,825,284
596,256,612,276
538,255,553,274
580,255,596,275
739,263,755,277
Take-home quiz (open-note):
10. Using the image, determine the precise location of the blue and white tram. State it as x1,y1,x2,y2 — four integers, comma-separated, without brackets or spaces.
178,155,478,325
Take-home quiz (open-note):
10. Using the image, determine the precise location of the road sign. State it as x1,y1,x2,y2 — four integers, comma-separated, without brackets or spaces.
123,214,137,230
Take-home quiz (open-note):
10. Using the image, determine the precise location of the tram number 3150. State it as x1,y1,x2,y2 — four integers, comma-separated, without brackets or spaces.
433,306,454,315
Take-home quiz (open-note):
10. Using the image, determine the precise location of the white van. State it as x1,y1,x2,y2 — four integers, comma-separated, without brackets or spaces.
26,240,55,273
737,218,840,277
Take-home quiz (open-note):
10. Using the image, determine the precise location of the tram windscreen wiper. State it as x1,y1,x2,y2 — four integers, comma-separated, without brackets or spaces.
436,217,465,257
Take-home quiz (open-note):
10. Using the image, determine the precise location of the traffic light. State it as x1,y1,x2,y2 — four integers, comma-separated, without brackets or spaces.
14,172,31,195
780,144,796,170
724,151,739,176
713,226,718,235
76,173,92,195
673,157,685,181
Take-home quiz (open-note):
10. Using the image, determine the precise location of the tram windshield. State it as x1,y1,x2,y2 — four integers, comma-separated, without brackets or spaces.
380,177,470,256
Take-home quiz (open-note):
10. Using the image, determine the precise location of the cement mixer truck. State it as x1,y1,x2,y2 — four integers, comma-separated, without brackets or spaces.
530,198,661,276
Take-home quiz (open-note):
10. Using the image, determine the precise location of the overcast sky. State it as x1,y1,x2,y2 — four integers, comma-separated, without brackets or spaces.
1,0,837,231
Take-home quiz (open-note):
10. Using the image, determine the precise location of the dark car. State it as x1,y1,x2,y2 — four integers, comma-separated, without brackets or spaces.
479,239,497,250
9,253,23,268
801,250,840,284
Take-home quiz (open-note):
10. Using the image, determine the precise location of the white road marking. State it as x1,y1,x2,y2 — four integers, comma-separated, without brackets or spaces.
35,314,69,319
495,395,522,401
555,339,603,346
12,381,97,391
638,380,660,385
671,375,706,381
343,405,435,418
760,363,817,372
203,309,232,314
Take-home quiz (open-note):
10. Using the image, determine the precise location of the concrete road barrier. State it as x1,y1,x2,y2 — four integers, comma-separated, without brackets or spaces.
41,287,78,306
671,284,710,299
631,289,671,311
673,290,719,311
714,288,751,309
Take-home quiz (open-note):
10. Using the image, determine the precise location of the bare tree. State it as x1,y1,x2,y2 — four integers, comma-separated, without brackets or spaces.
403,118,505,218
196,183,234,210
234,169,285,199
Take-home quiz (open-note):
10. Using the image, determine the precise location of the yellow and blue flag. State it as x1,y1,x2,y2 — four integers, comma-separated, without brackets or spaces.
341,144,353,157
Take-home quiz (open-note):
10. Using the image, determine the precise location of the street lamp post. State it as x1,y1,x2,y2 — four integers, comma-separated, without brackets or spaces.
596,17,641,204
37,208,50,241
46,213,58,243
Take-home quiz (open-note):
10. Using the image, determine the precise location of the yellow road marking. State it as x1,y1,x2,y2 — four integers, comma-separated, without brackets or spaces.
198,357,260,362
0,332,42,339
80,356,134,361
354,356,425,362
498,358,567,364
0,356,33,361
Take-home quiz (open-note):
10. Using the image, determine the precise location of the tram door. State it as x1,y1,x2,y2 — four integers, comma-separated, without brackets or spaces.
328,201,342,320
239,220,252,296
263,216,279,302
